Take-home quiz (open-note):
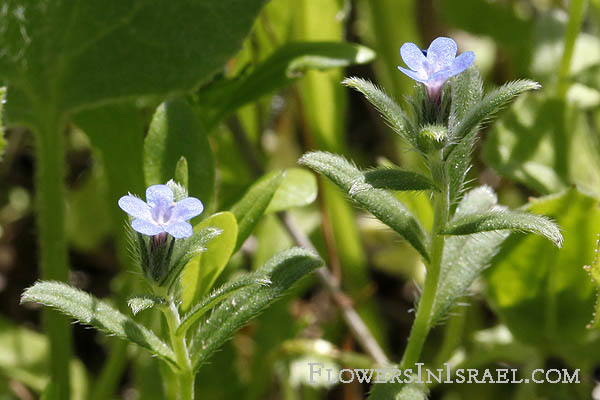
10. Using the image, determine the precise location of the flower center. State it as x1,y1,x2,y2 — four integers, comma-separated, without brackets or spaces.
150,200,175,225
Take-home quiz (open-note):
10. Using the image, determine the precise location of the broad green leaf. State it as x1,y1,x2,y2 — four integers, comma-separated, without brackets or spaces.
127,295,165,316
343,77,417,148
450,80,541,143
265,168,317,213
180,212,238,310
299,151,429,260
163,226,223,289
144,99,215,210
21,281,176,366
361,167,437,192
178,272,271,336
0,87,5,157
431,186,509,324
230,171,284,251
442,210,563,247
190,247,322,371
197,42,375,128
0,0,267,126
485,187,600,361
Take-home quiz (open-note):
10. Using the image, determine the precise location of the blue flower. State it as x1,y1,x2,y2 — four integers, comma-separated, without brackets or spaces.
118,184,203,239
398,37,475,101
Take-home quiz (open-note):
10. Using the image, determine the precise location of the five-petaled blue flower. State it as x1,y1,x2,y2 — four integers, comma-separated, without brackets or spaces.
398,37,475,101
118,184,203,239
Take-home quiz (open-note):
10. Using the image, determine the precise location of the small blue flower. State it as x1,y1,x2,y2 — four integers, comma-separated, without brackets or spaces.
398,37,475,101
118,184,203,239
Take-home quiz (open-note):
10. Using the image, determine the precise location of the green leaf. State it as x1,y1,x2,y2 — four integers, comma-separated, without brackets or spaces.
449,67,484,132
1,0,267,125
442,209,563,247
197,42,375,128
299,151,429,260
485,187,600,361
369,382,429,400
431,186,509,324
362,167,437,192
144,99,215,210
127,295,165,316
265,168,318,213
450,79,541,143
21,281,176,365
190,248,322,371
180,212,238,310
164,226,223,289
177,272,271,336
342,77,417,148
230,171,284,251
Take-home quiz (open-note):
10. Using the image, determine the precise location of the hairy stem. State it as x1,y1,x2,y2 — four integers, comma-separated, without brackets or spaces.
400,159,449,369
35,115,72,400
164,301,194,400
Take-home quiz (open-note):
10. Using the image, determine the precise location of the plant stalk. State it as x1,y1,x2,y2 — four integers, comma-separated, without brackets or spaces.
164,301,195,400
35,115,72,400
400,158,449,369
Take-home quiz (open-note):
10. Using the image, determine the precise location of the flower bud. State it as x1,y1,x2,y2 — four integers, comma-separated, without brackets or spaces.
417,125,447,153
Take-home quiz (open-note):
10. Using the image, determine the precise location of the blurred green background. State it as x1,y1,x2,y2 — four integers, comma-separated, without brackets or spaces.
1,0,600,399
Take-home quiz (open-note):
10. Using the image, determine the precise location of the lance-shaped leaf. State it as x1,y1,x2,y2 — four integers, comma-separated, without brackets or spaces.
198,42,375,128
177,272,271,336
441,209,562,247
190,248,322,371
342,77,418,148
230,171,284,251
362,167,438,192
299,151,429,260
450,79,541,143
21,281,176,366
431,186,509,324
448,67,483,134
127,295,165,316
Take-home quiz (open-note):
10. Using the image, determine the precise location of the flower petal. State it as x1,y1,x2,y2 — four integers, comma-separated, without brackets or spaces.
131,219,164,236
398,66,428,83
118,195,151,220
449,51,475,75
400,42,428,72
427,37,457,68
165,221,193,239
173,197,204,221
146,184,174,205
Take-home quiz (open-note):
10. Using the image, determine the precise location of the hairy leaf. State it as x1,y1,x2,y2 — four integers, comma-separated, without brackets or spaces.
190,248,322,371
177,273,271,336
144,99,214,210
230,171,284,251
361,167,437,192
450,79,541,142
442,209,562,247
127,295,165,316
198,42,375,128
448,67,483,133
431,186,509,323
299,151,429,260
343,77,418,148
21,281,176,365
180,212,238,310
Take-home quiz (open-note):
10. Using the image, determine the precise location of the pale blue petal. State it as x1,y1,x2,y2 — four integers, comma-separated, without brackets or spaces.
450,51,475,75
398,66,427,83
400,42,427,72
165,221,193,239
173,197,204,221
428,69,457,86
131,219,163,236
427,37,457,68
146,184,174,205
118,195,151,220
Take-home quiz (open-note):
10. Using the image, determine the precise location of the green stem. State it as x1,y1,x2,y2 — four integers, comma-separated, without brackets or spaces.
400,159,449,369
35,115,72,400
164,301,195,400
557,0,587,99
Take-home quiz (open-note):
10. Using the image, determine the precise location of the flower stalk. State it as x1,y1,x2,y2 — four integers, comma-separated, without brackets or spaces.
164,300,195,400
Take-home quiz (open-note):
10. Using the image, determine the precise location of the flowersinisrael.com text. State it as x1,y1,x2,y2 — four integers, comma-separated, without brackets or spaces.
307,363,580,385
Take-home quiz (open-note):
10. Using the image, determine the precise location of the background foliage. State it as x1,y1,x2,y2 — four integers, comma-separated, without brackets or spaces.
0,0,599,399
